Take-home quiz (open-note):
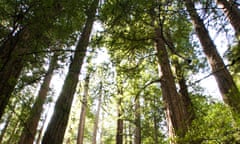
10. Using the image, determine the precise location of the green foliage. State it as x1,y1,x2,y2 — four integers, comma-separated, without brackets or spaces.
1,0,240,143
182,95,240,143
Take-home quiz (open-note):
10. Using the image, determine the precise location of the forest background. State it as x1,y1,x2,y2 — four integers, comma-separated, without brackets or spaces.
0,0,240,144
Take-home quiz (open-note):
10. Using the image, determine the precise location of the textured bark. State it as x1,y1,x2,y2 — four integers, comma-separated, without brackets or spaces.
175,61,195,125
92,82,103,144
184,0,240,115
155,27,189,140
116,97,123,144
0,28,30,119
36,106,49,144
0,1,64,120
128,123,133,144
77,74,90,144
42,1,98,143
134,96,141,144
216,0,240,36
18,53,58,144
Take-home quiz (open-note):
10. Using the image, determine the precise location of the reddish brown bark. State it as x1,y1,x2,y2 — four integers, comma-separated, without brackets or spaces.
42,1,98,143
184,0,240,115
18,53,58,144
134,96,141,144
155,27,190,140
77,75,90,144
216,0,240,36
175,61,195,125
0,28,30,119
116,97,123,144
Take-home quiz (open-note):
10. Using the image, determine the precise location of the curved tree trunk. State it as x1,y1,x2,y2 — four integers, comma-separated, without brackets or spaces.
18,53,58,144
42,1,98,143
216,0,240,36
184,0,240,115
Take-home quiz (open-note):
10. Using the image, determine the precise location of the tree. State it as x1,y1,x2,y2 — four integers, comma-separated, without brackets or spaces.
134,94,141,144
18,51,59,144
92,82,103,144
0,0,82,119
216,0,240,36
42,0,99,143
184,0,240,116
0,1,61,119
154,26,190,141
116,89,123,144
77,73,90,144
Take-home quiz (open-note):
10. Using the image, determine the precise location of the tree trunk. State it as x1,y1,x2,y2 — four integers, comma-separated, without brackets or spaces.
184,0,240,115
154,27,189,141
36,104,50,144
134,96,141,144
18,53,58,144
92,82,103,144
77,74,90,144
153,95,159,144
100,110,104,144
41,1,98,143
116,97,123,144
174,60,195,125
0,1,63,120
0,34,27,118
216,0,240,36
128,122,133,144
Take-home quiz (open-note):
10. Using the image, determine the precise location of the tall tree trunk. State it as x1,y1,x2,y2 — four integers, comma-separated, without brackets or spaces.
77,74,90,144
128,122,133,144
124,121,127,144
0,1,63,120
153,95,159,144
0,37,27,119
36,104,50,144
174,60,195,125
42,1,98,143
216,0,240,36
154,27,189,141
116,97,123,144
100,110,104,144
184,0,240,115
92,82,103,144
134,96,141,144
18,53,58,144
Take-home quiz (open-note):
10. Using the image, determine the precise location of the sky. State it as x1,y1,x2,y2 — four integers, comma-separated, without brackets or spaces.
39,16,233,142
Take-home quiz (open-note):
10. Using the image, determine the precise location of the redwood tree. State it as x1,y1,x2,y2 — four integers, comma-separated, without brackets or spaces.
18,52,59,144
216,0,240,36
77,73,90,144
184,0,240,115
42,0,99,143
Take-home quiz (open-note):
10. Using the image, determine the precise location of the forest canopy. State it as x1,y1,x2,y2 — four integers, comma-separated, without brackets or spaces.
0,0,240,144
